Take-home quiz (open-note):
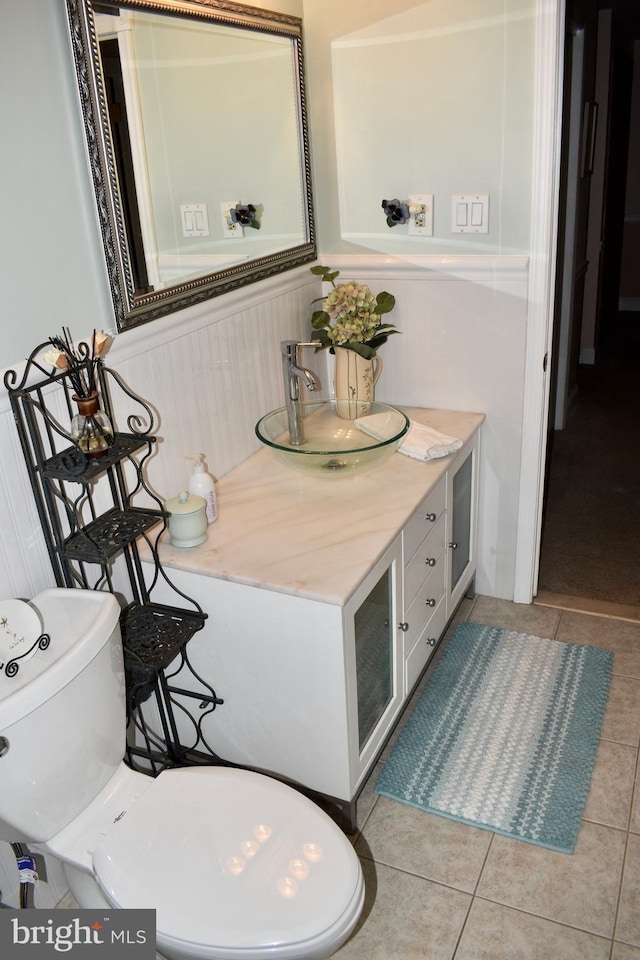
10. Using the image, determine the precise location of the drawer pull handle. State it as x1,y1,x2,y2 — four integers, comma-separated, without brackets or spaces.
425,598,436,608
426,638,437,647
425,557,437,567
425,512,437,522
398,622,409,632
449,542,458,550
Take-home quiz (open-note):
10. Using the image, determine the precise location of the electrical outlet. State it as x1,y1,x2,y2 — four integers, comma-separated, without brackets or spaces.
220,201,243,239
407,194,434,237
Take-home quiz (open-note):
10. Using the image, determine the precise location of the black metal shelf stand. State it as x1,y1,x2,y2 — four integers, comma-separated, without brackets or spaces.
4,342,227,776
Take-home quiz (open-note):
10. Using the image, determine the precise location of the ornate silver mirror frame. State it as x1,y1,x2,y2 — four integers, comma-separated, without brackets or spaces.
65,0,316,331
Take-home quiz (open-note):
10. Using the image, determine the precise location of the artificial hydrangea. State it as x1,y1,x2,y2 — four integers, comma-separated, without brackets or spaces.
323,282,382,346
310,266,400,359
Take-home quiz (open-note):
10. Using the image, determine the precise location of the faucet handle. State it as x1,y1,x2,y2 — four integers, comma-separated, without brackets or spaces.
281,339,321,357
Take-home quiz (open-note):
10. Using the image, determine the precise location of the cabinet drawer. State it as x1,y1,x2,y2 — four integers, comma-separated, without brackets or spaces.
403,479,446,563
402,559,446,654
405,597,447,692
404,513,446,607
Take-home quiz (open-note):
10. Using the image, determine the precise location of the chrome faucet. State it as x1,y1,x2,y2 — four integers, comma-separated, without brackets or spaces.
281,340,321,445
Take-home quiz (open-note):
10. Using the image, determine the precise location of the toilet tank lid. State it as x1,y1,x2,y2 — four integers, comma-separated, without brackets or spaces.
93,766,363,953
0,589,121,727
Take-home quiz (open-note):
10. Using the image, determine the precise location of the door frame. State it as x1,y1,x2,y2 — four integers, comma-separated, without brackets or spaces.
513,0,566,604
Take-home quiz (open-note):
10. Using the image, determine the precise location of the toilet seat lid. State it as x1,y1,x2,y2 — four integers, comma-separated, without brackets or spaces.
93,766,362,953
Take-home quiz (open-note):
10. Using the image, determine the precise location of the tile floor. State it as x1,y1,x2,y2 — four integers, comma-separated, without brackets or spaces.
333,594,640,960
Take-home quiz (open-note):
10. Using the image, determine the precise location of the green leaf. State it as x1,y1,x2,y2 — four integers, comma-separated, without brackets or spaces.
375,323,399,334
386,217,399,228
375,291,395,315
310,329,332,350
311,310,330,329
249,221,260,229
310,265,340,285
342,342,377,360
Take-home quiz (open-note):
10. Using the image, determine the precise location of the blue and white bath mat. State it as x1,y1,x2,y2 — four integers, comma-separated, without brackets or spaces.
375,622,613,853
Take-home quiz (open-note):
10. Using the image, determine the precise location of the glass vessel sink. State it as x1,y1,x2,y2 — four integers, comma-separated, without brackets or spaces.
255,400,409,476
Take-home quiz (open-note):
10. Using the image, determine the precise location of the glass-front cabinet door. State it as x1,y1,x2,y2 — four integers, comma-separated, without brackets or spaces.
344,539,403,792
448,431,479,611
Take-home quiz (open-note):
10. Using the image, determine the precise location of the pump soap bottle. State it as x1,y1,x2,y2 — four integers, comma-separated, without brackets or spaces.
186,454,218,524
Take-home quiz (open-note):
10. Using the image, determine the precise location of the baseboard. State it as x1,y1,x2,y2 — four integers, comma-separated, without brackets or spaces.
619,297,640,312
580,347,596,365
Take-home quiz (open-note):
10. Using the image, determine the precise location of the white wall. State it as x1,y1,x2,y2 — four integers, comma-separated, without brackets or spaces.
0,0,114,367
330,0,534,254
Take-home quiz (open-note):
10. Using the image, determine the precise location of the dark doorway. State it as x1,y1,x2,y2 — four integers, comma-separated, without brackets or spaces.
537,1,640,611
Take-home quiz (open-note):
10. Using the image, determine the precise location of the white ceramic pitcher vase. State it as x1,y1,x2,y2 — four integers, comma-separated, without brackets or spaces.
333,347,383,420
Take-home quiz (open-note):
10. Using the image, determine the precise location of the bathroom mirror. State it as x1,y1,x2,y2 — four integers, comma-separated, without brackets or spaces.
66,0,315,330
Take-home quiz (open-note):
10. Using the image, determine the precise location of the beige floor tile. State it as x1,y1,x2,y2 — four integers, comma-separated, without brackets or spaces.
468,596,562,636
445,596,477,635
455,898,611,960
630,773,640,834
616,832,640,946
333,858,470,960
355,797,492,893
350,770,382,837
601,676,640,746
613,943,640,959
584,739,637,829
476,821,626,937
557,612,640,678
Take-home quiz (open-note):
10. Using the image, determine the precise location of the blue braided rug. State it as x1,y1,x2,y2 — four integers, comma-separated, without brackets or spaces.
375,622,613,853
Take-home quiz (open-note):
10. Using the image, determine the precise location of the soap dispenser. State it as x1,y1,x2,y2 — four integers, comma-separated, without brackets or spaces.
186,454,217,524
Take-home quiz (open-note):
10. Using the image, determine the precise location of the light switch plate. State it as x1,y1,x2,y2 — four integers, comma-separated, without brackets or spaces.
180,203,210,238
451,194,489,233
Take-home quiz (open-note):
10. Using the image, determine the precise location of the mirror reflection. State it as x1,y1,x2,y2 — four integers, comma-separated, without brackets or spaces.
67,0,315,330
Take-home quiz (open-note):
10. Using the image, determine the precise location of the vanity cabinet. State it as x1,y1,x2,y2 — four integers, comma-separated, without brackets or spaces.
402,439,479,693
148,409,483,829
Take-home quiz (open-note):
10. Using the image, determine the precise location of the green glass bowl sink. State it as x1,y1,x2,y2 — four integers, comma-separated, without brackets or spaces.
255,400,409,476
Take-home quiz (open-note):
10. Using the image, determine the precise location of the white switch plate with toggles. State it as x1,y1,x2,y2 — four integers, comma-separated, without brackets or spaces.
180,203,210,238
451,194,489,233
407,193,434,236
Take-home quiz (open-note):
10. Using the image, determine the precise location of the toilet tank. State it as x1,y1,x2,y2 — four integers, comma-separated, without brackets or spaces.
0,589,125,843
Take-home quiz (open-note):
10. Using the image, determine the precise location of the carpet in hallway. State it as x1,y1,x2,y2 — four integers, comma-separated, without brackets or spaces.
538,312,640,606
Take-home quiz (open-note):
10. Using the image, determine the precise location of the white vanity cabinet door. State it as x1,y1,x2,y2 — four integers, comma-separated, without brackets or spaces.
343,537,403,795
446,430,480,614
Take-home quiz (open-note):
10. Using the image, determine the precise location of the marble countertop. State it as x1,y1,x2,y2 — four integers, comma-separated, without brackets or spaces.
155,408,484,606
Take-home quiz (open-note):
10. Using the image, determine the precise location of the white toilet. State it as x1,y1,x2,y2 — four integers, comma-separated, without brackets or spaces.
0,589,364,960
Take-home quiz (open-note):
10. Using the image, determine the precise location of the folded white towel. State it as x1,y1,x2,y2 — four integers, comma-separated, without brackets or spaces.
355,414,463,462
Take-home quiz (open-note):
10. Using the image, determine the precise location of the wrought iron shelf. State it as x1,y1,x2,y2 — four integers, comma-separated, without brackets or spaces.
41,434,152,482
62,507,165,564
4,342,224,776
122,602,206,674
